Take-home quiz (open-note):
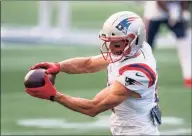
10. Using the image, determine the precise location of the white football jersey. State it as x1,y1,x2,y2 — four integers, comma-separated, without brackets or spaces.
144,1,181,21
108,42,159,135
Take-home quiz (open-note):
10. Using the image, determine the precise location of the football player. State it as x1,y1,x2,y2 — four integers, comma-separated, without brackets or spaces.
143,1,191,88
26,11,161,135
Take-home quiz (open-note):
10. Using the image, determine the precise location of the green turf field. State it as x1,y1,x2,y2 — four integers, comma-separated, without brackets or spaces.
1,44,191,135
1,1,170,34
1,1,143,27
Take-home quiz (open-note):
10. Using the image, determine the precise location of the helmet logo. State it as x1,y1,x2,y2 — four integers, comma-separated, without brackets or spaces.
115,17,138,35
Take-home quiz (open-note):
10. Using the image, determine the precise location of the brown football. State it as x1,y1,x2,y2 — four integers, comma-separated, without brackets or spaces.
24,68,56,88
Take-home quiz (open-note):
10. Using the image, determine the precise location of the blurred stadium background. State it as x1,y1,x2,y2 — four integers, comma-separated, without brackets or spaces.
1,1,191,135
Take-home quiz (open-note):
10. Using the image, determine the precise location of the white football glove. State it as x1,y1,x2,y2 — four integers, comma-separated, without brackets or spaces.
168,3,181,26
182,10,191,22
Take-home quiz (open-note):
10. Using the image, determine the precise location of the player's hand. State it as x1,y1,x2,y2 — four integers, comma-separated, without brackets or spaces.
168,14,177,27
168,10,180,27
25,74,57,101
30,62,60,74
182,10,191,22
168,18,178,27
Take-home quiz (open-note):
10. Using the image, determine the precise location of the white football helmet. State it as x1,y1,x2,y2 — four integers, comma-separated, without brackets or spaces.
99,11,146,63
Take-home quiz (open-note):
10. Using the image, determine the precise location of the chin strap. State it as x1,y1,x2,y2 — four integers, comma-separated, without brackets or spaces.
121,50,141,62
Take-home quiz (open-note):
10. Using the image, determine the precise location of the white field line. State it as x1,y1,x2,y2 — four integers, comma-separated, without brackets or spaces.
160,128,191,135
2,129,191,135
17,116,186,127
16,116,187,129
1,116,191,135
3,129,191,136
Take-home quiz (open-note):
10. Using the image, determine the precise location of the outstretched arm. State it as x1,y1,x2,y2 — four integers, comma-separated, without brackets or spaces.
31,54,109,74
54,80,132,117
58,55,109,74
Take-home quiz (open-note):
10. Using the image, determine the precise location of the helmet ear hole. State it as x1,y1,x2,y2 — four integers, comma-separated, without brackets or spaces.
135,37,139,45
102,34,106,37
112,33,115,36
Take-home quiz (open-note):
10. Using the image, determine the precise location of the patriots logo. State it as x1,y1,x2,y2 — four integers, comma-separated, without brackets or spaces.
116,23,128,35
125,77,143,86
115,17,138,34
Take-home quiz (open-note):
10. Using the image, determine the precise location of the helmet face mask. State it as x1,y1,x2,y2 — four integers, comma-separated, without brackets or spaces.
99,33,137,63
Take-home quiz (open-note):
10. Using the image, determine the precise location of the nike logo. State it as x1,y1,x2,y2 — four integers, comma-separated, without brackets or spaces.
136,72,144,77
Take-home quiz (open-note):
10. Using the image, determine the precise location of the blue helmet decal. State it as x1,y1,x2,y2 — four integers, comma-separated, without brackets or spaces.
115,18,130,35
115,17,138,35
